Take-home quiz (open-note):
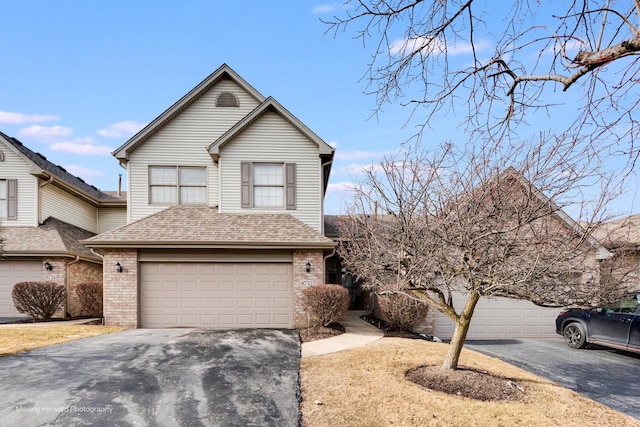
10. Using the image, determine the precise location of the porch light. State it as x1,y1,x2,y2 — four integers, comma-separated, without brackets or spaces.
44,261,53,271
306,261,311,273
115,262,123,273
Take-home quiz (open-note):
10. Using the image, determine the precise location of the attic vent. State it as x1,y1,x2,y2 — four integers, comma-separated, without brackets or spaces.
216,92,239,107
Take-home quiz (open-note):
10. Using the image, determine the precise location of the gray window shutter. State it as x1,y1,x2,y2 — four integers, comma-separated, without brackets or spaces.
7,179,17,220
285,163,296,210
241,162,251,208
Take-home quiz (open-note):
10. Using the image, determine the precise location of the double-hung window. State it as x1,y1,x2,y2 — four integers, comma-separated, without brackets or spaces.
241,162,296,209
149,166,206,205
0,179,17,220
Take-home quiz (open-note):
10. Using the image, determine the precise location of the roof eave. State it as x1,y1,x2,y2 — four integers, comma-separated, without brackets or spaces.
82,240,337,250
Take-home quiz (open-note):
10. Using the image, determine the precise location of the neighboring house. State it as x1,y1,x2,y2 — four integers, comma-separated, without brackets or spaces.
590,213,640,291
0,132,127,317
84,64,336,329
328,168,613,340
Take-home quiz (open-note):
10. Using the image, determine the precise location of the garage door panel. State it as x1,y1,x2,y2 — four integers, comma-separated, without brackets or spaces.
434,292,559,339
141,262,293,328
0,261,44,317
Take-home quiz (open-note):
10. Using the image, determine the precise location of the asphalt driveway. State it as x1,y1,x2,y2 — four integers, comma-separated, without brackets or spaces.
0,328,301,426
465,337,640,420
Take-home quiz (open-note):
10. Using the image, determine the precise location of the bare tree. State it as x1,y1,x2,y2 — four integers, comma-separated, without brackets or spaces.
338,136,629,370
325,1,640,162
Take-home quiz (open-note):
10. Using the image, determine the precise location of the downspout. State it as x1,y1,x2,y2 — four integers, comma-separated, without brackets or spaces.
66,255,81,318
323,248,336,284
38,175,54,224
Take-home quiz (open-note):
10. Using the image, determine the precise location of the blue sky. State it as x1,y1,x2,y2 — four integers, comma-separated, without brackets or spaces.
1,1,637,216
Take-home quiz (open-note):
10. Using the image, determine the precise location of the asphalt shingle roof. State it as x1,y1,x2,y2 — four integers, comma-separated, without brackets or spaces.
0,217,98,260
0,131,123,202
83,206,335,248
591,213,640,248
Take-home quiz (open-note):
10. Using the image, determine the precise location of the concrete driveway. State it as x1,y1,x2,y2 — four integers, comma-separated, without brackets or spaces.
465,337,640,420
0,329,301,426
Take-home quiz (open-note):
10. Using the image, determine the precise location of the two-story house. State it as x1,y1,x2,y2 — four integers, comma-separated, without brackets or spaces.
84,64,336,329
0,132,127,317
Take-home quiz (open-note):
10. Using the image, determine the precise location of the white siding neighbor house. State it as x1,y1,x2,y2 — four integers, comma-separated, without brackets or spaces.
0,132,127,317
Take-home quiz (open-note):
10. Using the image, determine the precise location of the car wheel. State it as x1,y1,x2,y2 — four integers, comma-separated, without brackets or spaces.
563,322,587,349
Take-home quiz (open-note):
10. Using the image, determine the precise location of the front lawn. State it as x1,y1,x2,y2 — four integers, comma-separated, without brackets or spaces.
0,325,122,356
300,337,637,426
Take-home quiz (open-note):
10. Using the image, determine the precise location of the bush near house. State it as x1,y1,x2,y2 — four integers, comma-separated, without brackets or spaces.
377,293,429,331
76,281,103,317
12,282,66,321
302,284,350,326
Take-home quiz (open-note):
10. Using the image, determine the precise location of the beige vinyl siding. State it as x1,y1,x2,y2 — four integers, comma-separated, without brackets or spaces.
41,184,97,232
219,112,323,232
97,206,127,233
128,79,259,222
0,145,38,226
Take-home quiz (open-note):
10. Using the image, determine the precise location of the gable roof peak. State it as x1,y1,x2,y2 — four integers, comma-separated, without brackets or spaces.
113,64,266,161
208,96,335,160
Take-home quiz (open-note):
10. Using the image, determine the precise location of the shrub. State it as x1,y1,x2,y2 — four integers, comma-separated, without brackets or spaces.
76,281,103,317
12,281,66,320
301,284,350,326
377,293,430,331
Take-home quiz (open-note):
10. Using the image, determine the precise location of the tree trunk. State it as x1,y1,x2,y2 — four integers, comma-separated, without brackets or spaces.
441,290,481,370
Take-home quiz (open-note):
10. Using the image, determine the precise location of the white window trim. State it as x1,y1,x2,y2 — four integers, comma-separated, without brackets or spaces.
148,166,207,206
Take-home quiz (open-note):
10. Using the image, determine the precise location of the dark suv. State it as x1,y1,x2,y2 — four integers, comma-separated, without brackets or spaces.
555,291,640,354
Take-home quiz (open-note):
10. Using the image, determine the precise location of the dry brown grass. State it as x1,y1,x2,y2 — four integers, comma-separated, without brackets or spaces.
0,324,121,356
301,337,637,427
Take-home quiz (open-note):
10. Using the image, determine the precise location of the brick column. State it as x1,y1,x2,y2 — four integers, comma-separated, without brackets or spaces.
103,249,138,328
293,249,324,328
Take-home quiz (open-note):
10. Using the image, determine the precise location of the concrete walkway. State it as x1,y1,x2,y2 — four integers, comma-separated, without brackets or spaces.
301,310,384,357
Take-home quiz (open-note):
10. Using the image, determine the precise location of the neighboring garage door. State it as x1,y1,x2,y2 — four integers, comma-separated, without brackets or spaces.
435,292,560,340
140,262,293,328
0,260,43,316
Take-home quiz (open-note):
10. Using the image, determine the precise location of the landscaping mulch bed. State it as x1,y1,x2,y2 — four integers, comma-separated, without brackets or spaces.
362,313,526,401
299,322,345,343
406,365,527,402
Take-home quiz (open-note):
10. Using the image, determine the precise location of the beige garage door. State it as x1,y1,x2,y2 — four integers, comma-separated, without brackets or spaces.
434,292,560,339
140,262,293,328
0,260,43,316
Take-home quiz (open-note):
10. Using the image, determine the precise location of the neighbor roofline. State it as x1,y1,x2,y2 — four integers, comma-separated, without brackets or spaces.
113,64,266,161
0,252,102,263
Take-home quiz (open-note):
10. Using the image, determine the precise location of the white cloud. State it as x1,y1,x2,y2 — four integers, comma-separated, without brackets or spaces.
97,121,146,138
0,111,58,124
328,141,338,148
17,125,73,142
63,165,105,179
335,150,383,161
327,181,357,195
312,3,337,14
390,37,490,56
50,140,113,156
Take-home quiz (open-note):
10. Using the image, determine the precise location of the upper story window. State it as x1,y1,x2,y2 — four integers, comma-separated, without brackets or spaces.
0,179,17,220
216,92,239,107
241,162,296,209
149,166,206,205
